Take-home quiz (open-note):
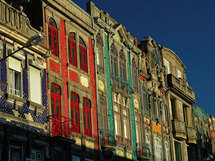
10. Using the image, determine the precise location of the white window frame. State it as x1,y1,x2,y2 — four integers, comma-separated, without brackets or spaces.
29,66,42,104
8,57,22,97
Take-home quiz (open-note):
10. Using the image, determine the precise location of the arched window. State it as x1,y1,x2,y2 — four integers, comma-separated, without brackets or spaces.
83,98,92,137
110,44,117,76
70,92,80,133
48,18,59,57
79,37,88,72
68,32,77,67
96,34,104,69
51,83,61,116
132,58,138,91
119,50,126,82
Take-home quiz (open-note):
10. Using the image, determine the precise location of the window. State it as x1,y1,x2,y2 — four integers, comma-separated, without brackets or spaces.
48,18,59,57
99,96,108,130
10,145,22,161
9,57,21,97
177,69,182,78
53,150,64,161
113,99,131,145
70,92,80,133
135,113,142,143
154,137,163,161
79,37,88,72
132,58,138,91
145,133,152,161
68,32,77,66
164,58,170,74
27,149,43,161
83,98,92,137
110,44,118,76
96,34,104,68
29,66,41,104
119,50,126,82
142,85,149,115
165,142,171,161
113,104,122,139
51,83,61,116
151,96,156,119
122,108,131,141
72,156,80,161
175,142,182,161
156,101,160,118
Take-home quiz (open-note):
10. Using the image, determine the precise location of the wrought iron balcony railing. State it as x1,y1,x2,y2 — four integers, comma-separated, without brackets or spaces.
137,142,151,159
48,115,75,139
100,129,116,150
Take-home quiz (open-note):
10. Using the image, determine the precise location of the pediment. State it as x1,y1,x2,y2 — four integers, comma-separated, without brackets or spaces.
112,24,131,46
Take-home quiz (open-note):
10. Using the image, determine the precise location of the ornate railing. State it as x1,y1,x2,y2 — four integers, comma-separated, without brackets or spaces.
100,129,116,150
48,115,75,138
111,75,120,89
137,142,151,159
120,79,129,93
115,135,124,143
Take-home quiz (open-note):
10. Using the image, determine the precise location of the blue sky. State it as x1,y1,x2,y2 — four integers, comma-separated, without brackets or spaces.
73,0,215,115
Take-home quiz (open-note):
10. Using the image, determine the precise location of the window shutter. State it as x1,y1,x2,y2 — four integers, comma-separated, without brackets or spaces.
30,66,41,104
9,57,21,72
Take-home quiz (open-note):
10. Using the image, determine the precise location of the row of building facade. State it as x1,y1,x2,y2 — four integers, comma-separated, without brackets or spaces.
0,0,214,160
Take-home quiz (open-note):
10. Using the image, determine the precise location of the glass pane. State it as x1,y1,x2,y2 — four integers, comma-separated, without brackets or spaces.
75,112,78,125
49,32,52,46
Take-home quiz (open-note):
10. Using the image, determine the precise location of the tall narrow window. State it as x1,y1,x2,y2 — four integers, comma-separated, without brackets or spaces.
48,18,59,57
113,104,122,142
135,113,142,143
99,96,108,130
132,58,138,91
9,57,21,97
68,32,77,66
110,44,118,77
154,137,163,161
83,98,92,137
70,92,80,133
142,85,149,115
51,83,61,116
79,37,88,72
96,34,104,70
165,142,171,161
122,108,131,145
29,66,41,104
145,133,152,161
175,142,182,161
119,50,126,82
152,95,156,119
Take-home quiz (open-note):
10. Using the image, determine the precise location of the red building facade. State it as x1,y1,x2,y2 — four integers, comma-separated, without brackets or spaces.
43,0,98,160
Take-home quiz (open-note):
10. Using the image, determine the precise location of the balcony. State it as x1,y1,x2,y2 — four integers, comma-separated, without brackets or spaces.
100,129,116,151
167,74,195,104
187,127,197,144
48,115,75,144
111,75,130,96
172,119,187,140
137,142,151,160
